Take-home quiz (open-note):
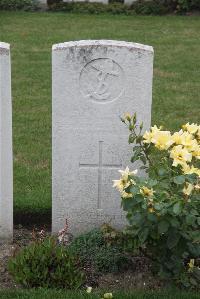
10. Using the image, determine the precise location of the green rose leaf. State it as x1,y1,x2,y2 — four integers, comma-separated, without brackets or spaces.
140,155,147,165
148,179,157,187
129,186,140,195
138,227,149,244
173,202,182,215
186,215,196,226
186,173,198,184
158,220,169,234
134,194,144,203
128,135,135,144
158,168,167,176
173,175,185,185
122,198,136,211
190,209,199,216
132,146,140,152
170,218,180,228
167,231,180,249
147,213,157,222
154,203,162,211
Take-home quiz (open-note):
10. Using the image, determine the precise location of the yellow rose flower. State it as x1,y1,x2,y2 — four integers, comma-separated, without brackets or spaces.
143,125,161,144
191,144,200,159
143,130,153,144
112,179,130,192
183,183,194,196
188,259,195,272
172,131,197,153
151,125,162,133
170,145,192,167
140,186,154,197
113,167,137,193
151,130,174,150
121,190,132,199
187,139,199,154
118,167,138,181
179,131,193,145
171,130,184,145
182,123,199,134
197,128,200,142
182,164,200,177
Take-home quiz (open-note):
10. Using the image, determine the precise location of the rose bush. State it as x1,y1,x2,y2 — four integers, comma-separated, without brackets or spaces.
113,113,200,288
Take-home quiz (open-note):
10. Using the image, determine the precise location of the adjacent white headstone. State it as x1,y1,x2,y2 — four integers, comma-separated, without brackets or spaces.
124,0,137,5
0,42,13,242
52,40,153,235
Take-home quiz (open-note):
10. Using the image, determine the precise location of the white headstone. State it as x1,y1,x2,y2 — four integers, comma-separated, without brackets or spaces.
52,40,153,235
124,0,137,5
0,42,13,242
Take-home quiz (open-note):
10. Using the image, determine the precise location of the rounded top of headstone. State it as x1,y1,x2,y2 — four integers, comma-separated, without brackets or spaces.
0,42,10,55
52,40,153,54
0,42,10,49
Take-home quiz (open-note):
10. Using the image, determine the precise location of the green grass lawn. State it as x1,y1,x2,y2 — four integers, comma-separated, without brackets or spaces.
0,12,199,218
0,289,199,299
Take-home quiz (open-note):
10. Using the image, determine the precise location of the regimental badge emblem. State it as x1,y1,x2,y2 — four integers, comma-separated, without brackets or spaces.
80,58,124,103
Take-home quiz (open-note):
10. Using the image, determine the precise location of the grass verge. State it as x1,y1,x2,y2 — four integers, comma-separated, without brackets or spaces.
0,289,200,299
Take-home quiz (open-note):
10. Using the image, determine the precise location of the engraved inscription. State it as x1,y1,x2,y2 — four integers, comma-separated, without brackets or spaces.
80,58,124,102
79,141,122,209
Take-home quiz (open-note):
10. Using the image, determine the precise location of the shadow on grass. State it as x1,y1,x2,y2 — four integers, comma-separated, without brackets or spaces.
14,210,51,228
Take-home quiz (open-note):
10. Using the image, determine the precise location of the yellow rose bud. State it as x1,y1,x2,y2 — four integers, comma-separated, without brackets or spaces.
86,287,92,293
124,112,131,121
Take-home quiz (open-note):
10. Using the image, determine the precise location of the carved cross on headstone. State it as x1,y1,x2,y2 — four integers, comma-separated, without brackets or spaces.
79,141,122,209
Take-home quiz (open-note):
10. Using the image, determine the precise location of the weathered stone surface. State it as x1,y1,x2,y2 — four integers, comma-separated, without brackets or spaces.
52,40,153,235
0,42,13,242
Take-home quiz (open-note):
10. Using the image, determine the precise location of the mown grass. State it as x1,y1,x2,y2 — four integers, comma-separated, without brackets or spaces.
0,12,199,217
0,289,199,299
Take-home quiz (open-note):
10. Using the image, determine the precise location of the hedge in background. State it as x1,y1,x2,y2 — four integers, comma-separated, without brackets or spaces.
47,0,200,14
47,1,168,15
0,0,199,14
47,2,132,14
0,0,39,11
